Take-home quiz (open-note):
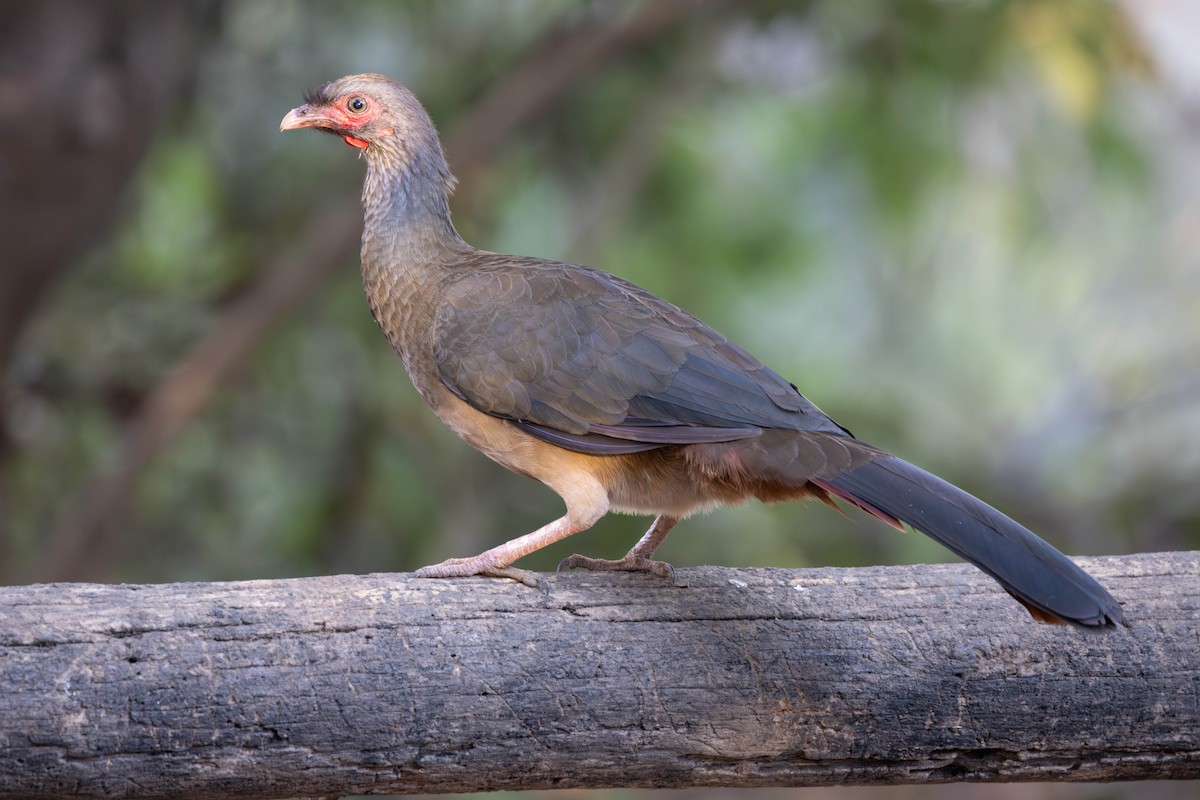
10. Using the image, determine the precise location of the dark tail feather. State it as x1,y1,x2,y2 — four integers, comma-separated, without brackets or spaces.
817,456,1123,627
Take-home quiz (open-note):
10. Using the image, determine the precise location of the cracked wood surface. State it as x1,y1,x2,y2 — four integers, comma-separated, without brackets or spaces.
1,552,1198,799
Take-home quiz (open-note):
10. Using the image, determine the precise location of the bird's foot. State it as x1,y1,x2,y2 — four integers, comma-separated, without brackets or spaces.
414,557,549,593
557,553,675,580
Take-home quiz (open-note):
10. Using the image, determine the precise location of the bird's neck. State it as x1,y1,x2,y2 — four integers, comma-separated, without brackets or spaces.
359,145,468,385
360,148,466,266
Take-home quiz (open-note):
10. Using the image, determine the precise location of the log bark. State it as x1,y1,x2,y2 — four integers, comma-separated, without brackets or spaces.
1,552,1197,799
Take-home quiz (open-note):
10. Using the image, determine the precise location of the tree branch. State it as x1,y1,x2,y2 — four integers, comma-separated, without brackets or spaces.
445,0,723,191
3,553,1198,799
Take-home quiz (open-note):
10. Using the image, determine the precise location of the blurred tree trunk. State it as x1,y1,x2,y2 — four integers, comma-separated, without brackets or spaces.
0,0,212,456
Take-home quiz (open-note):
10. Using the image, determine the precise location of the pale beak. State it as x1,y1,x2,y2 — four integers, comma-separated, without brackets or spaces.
280,104,334,132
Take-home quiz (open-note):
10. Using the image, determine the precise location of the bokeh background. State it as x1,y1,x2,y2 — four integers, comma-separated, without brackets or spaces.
2,1,1198,799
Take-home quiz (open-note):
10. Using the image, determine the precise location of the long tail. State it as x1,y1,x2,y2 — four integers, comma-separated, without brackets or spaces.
814,456,1123,627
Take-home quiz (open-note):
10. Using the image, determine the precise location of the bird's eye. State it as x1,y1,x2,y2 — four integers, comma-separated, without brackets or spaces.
347,96,367,114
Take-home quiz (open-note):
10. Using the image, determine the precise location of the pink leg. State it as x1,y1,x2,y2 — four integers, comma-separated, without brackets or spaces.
415,499,608,590
558,514,680,579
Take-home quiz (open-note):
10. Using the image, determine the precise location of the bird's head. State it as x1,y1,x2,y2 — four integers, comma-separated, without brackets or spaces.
280,74,448,173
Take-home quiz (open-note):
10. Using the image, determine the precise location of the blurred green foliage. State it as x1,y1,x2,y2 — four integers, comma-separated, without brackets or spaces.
4,0,1198,598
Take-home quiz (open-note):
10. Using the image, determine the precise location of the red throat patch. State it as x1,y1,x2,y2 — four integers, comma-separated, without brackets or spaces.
342,134,369,150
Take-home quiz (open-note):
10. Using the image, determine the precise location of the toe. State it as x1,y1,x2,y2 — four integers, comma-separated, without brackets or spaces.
413,559,548,592
487,566,550,593
643,559,675,580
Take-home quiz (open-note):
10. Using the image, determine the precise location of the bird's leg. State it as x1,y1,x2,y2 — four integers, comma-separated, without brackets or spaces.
558,514,680,579
415,495,608,591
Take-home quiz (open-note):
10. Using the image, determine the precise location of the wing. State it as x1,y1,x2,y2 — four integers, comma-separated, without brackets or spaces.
433,258,848,455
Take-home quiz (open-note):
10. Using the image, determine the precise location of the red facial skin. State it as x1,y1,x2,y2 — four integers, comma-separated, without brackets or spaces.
279,93,384,150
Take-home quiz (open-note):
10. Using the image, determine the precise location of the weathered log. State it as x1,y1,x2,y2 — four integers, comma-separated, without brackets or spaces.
1,552,1197,799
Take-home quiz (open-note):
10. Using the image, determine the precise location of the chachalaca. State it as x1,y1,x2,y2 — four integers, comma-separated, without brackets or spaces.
281,74,1123,627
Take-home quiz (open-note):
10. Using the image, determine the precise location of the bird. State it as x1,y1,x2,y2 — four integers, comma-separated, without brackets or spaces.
280,73,1123,627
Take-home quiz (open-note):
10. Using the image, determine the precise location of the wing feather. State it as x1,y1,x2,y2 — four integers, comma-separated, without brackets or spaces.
433,258,847,451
